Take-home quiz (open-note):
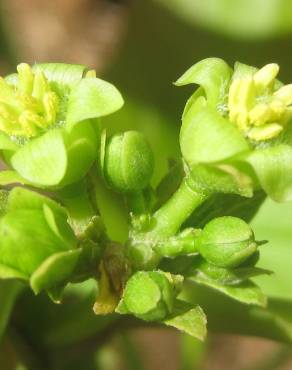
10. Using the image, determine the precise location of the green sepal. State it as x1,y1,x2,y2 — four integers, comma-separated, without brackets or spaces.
175,57,231,108
180,105,252,196
190,276,267,307
163,300,207,341
66,77,124,130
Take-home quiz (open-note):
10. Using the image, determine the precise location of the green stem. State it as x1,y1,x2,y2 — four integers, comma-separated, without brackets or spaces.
150,176,208,237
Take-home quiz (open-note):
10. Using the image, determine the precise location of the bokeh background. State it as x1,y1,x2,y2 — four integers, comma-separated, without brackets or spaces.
1,1,292,369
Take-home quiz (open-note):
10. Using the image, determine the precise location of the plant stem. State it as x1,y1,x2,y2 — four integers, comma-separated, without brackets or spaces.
150,176,208,238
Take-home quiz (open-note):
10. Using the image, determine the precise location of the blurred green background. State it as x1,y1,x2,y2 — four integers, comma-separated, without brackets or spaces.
1,0,292,369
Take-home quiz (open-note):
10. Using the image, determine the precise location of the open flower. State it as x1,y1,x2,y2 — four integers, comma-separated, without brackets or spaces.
0,63,124,188
176,58,292,201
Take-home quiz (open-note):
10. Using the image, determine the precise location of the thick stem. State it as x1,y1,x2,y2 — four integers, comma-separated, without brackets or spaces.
150,176,208,238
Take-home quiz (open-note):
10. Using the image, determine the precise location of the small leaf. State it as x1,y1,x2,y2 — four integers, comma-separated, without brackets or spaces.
66,77,124,129
190,275,267,307
163,300,207,341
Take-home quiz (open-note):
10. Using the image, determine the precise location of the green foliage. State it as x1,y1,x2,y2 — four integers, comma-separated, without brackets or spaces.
1,57,292,349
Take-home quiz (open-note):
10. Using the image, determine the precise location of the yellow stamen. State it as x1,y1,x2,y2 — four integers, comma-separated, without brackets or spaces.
253,63,279,91
247,123,283,141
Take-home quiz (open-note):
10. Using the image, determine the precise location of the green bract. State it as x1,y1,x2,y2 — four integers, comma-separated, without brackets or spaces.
196,216,258,268
0,187,82,299
101,130,154,193
0,63,124,188
177,57,292,201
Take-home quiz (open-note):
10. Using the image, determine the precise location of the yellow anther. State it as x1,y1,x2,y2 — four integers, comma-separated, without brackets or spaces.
43,92,59,125
32,71,49,100
19,110,46,130
17,63,34,95
273,84,292,106
253,63,279,91
247,123,283,141
228,77,255,131
249,103,271,126
269,99,285,121
85,69,96,78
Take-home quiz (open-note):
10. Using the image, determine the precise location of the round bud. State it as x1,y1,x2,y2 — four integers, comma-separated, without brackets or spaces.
196,216,258,268
122,271,175,321
103,131,154,193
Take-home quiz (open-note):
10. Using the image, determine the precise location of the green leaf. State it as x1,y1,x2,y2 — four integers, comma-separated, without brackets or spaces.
175,57,231,107
10,129,67,187
244,144,292,202
182,281,292,343
66,77,124,130
189,276,267,307
30,249,82,299
163,300,207,341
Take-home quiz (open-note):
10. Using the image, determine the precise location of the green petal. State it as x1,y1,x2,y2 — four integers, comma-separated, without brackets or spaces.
175,57,231,107
30,249,82,298
66,77,124,130
245,144,292,202
180,106,249,165
60,121,98,186
0,263,28,280
32,63,86,87
10,129,67,187
163,300,207,341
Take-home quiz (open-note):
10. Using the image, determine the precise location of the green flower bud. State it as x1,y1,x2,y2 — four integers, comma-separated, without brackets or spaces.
0,187,78,298
196,216,258,268
103,131,154,193
117,271,182,321
0,63,124,188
